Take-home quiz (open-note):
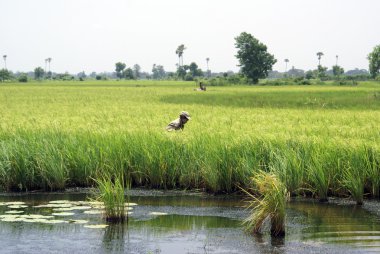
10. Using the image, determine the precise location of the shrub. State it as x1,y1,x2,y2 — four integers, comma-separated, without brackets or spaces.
18,74,28,83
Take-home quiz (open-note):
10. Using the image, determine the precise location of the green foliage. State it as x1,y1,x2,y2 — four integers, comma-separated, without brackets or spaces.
123,68,134,80
368,45,380,78
235,32,277,84
317,65,328,79
18,74,28,83
305,70,314,79
34,67,45,80
115,62,126,79
0,69,12,82
152,64,166,79
332,65,344,77
133,64,141,79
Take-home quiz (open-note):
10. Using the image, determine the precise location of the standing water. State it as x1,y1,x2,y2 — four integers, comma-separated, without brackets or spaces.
0,192,380,254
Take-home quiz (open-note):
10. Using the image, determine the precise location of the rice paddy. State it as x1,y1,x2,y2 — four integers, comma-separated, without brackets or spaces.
0,80,380,203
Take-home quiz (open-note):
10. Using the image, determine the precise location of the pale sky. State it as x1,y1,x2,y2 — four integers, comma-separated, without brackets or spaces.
1,0,380,74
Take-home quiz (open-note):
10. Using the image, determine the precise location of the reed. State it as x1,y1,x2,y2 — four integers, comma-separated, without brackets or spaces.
243,171,287,237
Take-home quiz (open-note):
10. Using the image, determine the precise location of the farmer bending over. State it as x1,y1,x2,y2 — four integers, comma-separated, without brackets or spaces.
166,111,191,131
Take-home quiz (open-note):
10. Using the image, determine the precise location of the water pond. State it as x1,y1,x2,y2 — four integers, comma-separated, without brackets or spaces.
0,193,380,254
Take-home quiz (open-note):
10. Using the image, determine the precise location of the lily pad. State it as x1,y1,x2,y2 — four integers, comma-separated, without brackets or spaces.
5,202,26,205
7,205,28,209
5,210,24,214
20,214,54,219
40,219,67,224
84,224,109,229
69,219,89,224
49,200,71,204
53,207,75,212
70,206,92,210
149,212,168,216
34,203,72,208
52,212,75,216
83,210,103,215
125,202,138,206
1,217,24,222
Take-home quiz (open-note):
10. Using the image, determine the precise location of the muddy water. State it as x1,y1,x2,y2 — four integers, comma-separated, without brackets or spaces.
0,193,379,254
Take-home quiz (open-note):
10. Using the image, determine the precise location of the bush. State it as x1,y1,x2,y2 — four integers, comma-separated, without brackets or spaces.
18,74,28,83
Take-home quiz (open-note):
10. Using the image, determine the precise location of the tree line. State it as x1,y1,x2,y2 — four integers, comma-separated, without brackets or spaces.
1,33,380,83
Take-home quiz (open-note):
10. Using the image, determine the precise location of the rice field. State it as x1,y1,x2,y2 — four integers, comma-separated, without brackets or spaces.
0,80,380,200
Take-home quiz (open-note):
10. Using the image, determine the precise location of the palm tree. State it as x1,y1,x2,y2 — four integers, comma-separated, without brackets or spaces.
47,58,52,78
284,59,289,73
316,52,324,66
47,58,52,72
175,45,186,67
335,55,339,66
45,58,48,78
206,57,210,77
3,55,7,69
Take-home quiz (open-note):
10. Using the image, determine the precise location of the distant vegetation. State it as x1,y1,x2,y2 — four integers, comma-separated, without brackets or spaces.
1,34,379,84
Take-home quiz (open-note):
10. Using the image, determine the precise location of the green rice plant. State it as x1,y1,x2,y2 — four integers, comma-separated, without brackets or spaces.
307,153,330,202
243,170,287,237
363,147,380,198
268,147,304,196
341,160,365,205
93,173,129,222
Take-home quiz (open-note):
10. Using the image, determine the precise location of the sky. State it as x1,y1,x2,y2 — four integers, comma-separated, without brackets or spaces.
1,0,380,74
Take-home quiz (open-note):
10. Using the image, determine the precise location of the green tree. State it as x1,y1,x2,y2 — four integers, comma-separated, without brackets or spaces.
152,64,166,79
284,59,289,73
133,64,141,79
305,70,314,79
0,68,11,82
235,32,277,84
3,55,7,69
316,52,324,66
123,68,134,79
175,44,186,67
332,65,344,77
176,66,186,80
188,62,203,77
368,45,380,78
317,65,327,79
18,74,28,82
34,67,45,80
115,62,126,79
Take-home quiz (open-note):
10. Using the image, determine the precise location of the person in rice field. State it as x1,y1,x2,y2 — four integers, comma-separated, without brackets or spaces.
166,111,191,131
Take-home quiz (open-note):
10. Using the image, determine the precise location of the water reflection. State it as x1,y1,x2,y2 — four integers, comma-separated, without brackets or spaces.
1,194,380,253
102,223,126,254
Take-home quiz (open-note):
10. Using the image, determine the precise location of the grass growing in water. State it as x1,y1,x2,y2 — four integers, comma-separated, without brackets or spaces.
93,173,129,222
243,171,287,237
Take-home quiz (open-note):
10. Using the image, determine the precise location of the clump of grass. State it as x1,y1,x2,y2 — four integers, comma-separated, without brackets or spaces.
341,161,364,205
243,170,287,237
93,173,129,222
268,148,304,196
307,155,330,202
364,147,380,198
